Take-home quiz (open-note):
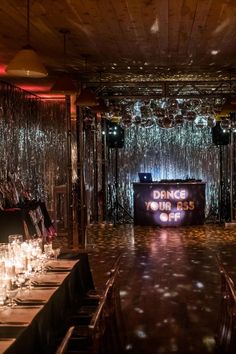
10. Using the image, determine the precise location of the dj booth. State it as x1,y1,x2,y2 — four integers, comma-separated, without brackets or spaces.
133,179,205,227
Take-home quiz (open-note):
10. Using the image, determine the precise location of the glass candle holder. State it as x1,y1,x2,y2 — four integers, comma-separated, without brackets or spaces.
8,234,23,245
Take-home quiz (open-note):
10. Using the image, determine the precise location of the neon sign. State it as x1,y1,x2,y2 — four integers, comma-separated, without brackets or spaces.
152,189,187,200
133,183,205,226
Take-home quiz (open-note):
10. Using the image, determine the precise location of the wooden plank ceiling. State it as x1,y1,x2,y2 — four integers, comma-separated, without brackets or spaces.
0,0,236,98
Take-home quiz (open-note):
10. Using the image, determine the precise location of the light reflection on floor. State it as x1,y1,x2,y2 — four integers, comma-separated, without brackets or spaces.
86,224,236,354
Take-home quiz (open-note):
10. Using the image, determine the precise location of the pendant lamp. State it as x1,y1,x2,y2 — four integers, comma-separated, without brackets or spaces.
6,0,47,78
90,73,107,111
76,87,98,107
50,29,77,94
215,71,236,120
90,98,109,113
75,55,97,106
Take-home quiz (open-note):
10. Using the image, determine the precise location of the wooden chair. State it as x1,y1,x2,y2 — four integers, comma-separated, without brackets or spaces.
56,326,75,354
59,253,125,354
215,255,236,354
103,253,126,353
88,252,126,354
56,284,109,354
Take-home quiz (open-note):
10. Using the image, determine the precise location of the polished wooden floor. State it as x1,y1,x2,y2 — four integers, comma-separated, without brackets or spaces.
84,223,236,354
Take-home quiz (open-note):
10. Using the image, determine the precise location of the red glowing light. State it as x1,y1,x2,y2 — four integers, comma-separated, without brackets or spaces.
70,94,77,119
38,93,66,101
0,65,7,75
96,112,102,122
17,84,52,92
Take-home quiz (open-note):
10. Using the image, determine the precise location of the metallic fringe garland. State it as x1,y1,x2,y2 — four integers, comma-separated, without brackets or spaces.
0,81,66,210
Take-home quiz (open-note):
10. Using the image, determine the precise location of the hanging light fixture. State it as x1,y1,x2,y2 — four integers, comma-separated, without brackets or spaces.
51,29,77,94
75,55,97,107
90,98,109,113
215,71,236,120
75,87,97,107
6,0,47,78
90,73,108,112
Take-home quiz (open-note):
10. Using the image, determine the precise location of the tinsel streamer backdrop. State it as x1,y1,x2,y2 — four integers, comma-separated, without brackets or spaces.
107,122,227,220
83,118,103,222
0,81,66,210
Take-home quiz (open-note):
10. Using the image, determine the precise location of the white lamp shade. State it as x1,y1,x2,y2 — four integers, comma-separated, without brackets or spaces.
6,45,48,78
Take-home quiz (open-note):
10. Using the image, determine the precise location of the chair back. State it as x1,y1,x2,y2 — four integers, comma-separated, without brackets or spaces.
215,255,236,354
56,253,125,354
55,326,75,354
89,253,125,354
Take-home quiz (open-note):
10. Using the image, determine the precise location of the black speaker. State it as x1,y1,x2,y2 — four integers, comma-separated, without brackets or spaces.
212,121,230,146
106,121,125,148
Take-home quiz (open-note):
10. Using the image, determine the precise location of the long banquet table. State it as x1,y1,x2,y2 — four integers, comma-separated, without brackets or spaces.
0,253,94,354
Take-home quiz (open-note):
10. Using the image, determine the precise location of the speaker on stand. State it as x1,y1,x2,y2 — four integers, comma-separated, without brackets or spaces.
106,120,125,148
212,121,230,146
106,120,133,224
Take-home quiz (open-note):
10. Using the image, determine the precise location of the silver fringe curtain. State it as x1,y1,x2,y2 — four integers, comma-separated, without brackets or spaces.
0,81,66,210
